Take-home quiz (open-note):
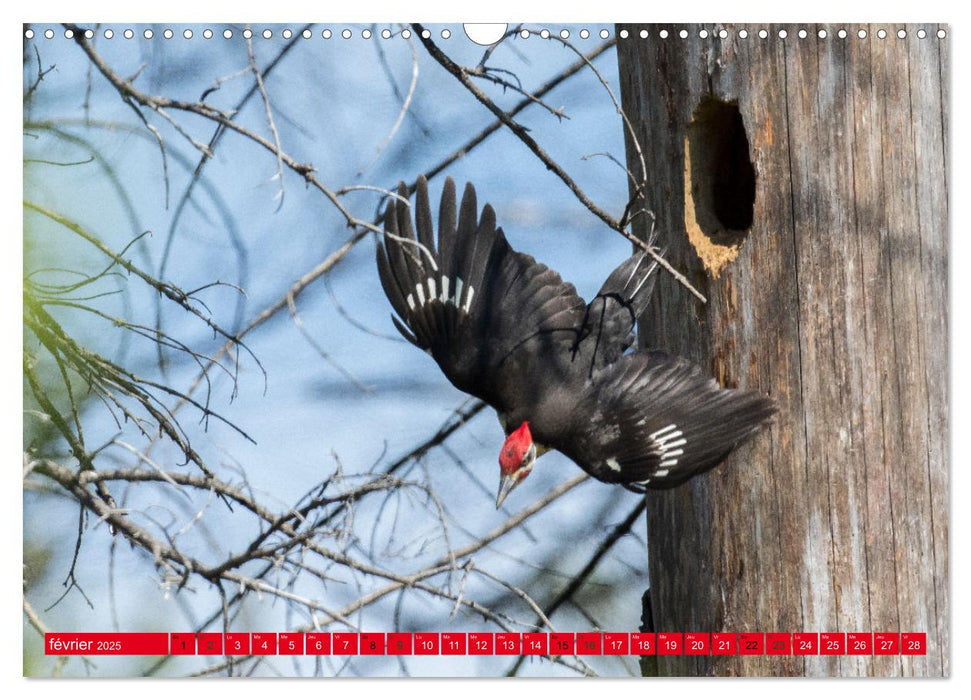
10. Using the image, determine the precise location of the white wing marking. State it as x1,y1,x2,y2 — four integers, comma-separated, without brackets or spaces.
649,424,678,440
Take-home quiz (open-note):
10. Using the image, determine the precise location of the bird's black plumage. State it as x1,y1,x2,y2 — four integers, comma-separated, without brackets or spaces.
376,176,775,490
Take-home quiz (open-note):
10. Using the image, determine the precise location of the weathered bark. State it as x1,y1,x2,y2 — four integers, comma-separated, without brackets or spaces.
617,24,948,676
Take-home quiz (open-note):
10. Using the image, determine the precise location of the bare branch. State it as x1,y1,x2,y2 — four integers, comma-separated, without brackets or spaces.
246,29,286,208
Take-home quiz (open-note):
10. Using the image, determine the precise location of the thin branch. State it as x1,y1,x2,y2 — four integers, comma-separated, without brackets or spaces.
24,44,57,104
285,293,373,393
467,65,569,120
246,29,286,209
358,36,421,175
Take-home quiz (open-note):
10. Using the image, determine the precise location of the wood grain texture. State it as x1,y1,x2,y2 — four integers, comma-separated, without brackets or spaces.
616,24,948,677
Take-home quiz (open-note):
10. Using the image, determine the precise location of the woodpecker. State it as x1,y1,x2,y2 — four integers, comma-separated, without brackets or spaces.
376,176,775,508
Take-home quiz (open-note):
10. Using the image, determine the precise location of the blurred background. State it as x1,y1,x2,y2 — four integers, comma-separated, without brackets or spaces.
22,23,651,677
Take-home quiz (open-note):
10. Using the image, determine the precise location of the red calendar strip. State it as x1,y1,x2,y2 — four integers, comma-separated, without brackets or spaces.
44,631,928,656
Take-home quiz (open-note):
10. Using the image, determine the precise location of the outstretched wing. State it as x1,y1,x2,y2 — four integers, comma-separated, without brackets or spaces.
560,351,776,489
376,176,587,411
572,235,662,376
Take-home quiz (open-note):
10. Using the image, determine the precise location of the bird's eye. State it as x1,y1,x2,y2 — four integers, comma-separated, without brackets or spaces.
520,452,530,466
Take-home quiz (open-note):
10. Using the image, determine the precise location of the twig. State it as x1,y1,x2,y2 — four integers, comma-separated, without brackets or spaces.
473,567,557,632
581,151,638,185
475,25,526,69
84,38,619,414
246,29,286,209
24,44,57,104
38,28,645,679
24,597,88,675
285,293,373,393
467,65,569,120
374,28,430,135
358,36,421,175
323,274,405,342
157,26,309,355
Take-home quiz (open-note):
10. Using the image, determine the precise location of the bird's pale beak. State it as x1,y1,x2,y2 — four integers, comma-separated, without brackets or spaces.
496,474,517,509
496,443,536,509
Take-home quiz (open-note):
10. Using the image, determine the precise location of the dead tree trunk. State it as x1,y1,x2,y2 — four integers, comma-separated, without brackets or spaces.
617,23,948,677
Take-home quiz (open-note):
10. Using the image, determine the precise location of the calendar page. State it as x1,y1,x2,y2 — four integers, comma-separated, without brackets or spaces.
22,21,948,678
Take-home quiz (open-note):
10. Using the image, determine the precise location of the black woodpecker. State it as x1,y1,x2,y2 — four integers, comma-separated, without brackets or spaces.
376,176,776,508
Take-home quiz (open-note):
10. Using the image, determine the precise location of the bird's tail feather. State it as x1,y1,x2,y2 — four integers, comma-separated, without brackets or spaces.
376,176,495,351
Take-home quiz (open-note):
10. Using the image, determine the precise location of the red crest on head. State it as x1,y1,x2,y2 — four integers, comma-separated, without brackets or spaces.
499,421,532,474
